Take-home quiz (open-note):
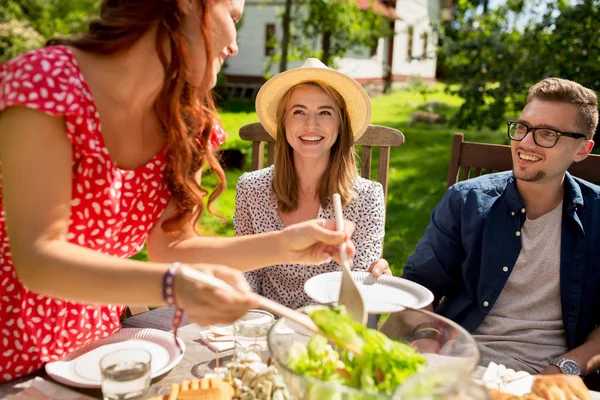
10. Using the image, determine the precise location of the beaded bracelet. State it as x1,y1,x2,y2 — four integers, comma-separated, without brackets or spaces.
163,262,184,354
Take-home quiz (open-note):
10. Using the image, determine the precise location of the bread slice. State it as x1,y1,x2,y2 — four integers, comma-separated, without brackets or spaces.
146,378,234,400
487,388,523,400
532,375,591,400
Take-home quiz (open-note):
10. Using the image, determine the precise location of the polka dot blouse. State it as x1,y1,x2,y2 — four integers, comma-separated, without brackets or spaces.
234,166,385,310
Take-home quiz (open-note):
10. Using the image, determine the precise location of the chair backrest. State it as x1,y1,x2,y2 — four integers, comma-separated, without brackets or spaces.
447,132,600,187
239,122,405,201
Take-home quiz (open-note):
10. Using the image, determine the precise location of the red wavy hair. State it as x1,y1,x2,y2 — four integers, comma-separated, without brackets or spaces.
47,0,226,233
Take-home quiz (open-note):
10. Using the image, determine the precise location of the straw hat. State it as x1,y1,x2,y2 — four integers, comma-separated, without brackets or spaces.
255,58,372,140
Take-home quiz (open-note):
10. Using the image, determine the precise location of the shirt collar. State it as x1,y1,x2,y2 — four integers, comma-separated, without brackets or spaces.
503,171,584,211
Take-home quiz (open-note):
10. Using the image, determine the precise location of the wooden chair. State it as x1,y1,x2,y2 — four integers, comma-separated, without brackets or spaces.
447,132,600,187
239,122,405,200
446,133,600,391
124,305,150,318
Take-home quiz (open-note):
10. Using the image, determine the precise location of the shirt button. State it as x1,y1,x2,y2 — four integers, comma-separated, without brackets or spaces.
515,231,521,237
511,212,515,216
521,208,526,213
503,266,509,272
483,301,490,307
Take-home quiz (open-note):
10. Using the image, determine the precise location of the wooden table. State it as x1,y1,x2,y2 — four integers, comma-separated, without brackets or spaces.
0,308,222,399
2,308,600,399
122,308,233,398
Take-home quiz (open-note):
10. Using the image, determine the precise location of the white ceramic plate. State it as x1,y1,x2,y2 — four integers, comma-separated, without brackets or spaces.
304,271,434,314
45,328,185,389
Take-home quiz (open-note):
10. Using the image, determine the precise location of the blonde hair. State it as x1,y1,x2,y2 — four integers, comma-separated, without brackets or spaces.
272,81,358,213
527,77,598,139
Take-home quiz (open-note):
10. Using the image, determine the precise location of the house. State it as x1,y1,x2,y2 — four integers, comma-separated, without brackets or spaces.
223,0,452,98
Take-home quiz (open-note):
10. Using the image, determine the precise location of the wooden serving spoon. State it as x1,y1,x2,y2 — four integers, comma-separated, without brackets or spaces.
179,266,362,355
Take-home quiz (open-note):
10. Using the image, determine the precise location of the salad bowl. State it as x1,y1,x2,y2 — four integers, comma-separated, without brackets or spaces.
267,307,480,399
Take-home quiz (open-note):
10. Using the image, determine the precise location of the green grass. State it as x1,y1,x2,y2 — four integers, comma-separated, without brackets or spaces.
364,86,508,274
135,85,514,276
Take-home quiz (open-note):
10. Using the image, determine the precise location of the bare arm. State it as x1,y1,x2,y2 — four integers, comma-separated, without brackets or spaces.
146,202,356,272
541,327,600,376
0,107,256,324
0,107,166,306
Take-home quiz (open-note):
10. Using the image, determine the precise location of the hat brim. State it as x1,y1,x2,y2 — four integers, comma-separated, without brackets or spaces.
256,67,372,141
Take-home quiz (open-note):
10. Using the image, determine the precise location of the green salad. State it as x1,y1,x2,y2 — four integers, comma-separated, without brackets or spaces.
287,306,427,396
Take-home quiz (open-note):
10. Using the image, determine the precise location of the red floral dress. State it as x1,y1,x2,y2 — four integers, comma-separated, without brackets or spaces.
0,46,226,382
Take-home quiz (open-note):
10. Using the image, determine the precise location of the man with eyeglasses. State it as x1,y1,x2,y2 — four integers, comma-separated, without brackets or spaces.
403,78,600,380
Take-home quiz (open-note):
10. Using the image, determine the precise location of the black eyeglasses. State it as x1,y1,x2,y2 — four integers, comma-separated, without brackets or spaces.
507,121,587,148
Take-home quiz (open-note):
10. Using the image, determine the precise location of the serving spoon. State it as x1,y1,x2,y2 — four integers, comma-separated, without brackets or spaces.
179,266,362,355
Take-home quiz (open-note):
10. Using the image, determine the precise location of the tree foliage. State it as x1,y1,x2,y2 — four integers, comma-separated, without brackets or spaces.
438,0,600,135
270,0,392,73
1,0,98,61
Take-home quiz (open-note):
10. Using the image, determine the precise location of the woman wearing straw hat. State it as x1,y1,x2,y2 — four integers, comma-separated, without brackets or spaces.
0,1,358,381
234,58,390,309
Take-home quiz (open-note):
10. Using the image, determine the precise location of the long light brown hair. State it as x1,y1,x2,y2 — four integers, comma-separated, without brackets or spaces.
272,82,357,213
47,0,226,233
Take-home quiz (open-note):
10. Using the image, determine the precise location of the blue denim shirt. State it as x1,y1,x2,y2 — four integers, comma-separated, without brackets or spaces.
403,171,600,350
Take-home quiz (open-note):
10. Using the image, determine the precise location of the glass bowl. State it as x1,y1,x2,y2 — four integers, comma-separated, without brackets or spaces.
267,307,480,399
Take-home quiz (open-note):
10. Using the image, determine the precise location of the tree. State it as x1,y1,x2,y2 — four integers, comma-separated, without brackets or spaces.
300,0,391,67
437,0,600,134
268,0,392,73
1,0,98,61
279,0,293,72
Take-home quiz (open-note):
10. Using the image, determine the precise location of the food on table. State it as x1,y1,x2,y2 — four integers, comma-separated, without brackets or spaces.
487,375,591,400
226,358,292,400
287,306,427,395
487,388,540,400
147,378,234,400
149,354,292,400
532,375,591,400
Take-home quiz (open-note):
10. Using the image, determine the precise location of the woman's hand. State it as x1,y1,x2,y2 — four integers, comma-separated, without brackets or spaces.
174,264,259,326
367,258,392,277
279,219,356,265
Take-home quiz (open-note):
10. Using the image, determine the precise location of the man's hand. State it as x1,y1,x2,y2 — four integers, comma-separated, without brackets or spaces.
280,219,356,265
367,258,392,277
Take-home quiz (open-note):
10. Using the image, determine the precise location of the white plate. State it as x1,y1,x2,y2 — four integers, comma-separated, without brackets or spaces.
304,271,434,314
45,328,185,388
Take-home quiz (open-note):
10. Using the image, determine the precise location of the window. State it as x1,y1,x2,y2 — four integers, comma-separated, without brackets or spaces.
265,24,276,56
407,26,414,60
422,31,428,59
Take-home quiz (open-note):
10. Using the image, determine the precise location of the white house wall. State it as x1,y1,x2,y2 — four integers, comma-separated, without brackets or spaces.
226,4,280,77
226,0,438,81
392,0,438,79
333,37,386,80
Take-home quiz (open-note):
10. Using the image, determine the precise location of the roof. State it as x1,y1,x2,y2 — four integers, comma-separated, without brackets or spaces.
355,0,399,20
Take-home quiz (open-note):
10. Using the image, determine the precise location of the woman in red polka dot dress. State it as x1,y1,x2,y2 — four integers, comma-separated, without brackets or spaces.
0,0,356,383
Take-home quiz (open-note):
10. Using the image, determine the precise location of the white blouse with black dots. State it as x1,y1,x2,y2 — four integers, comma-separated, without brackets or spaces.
234,166,385,310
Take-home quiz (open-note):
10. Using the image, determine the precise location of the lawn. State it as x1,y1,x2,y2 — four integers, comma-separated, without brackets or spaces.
135,85,514,276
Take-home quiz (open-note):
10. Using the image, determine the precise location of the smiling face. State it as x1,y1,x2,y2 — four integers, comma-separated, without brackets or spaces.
512,99,593,183
283,84,342,163
181,0,244,88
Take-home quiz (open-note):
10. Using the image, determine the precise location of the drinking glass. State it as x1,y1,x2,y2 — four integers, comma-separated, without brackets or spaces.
394,368,490,400
100,348,151,400
233,309,274,361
